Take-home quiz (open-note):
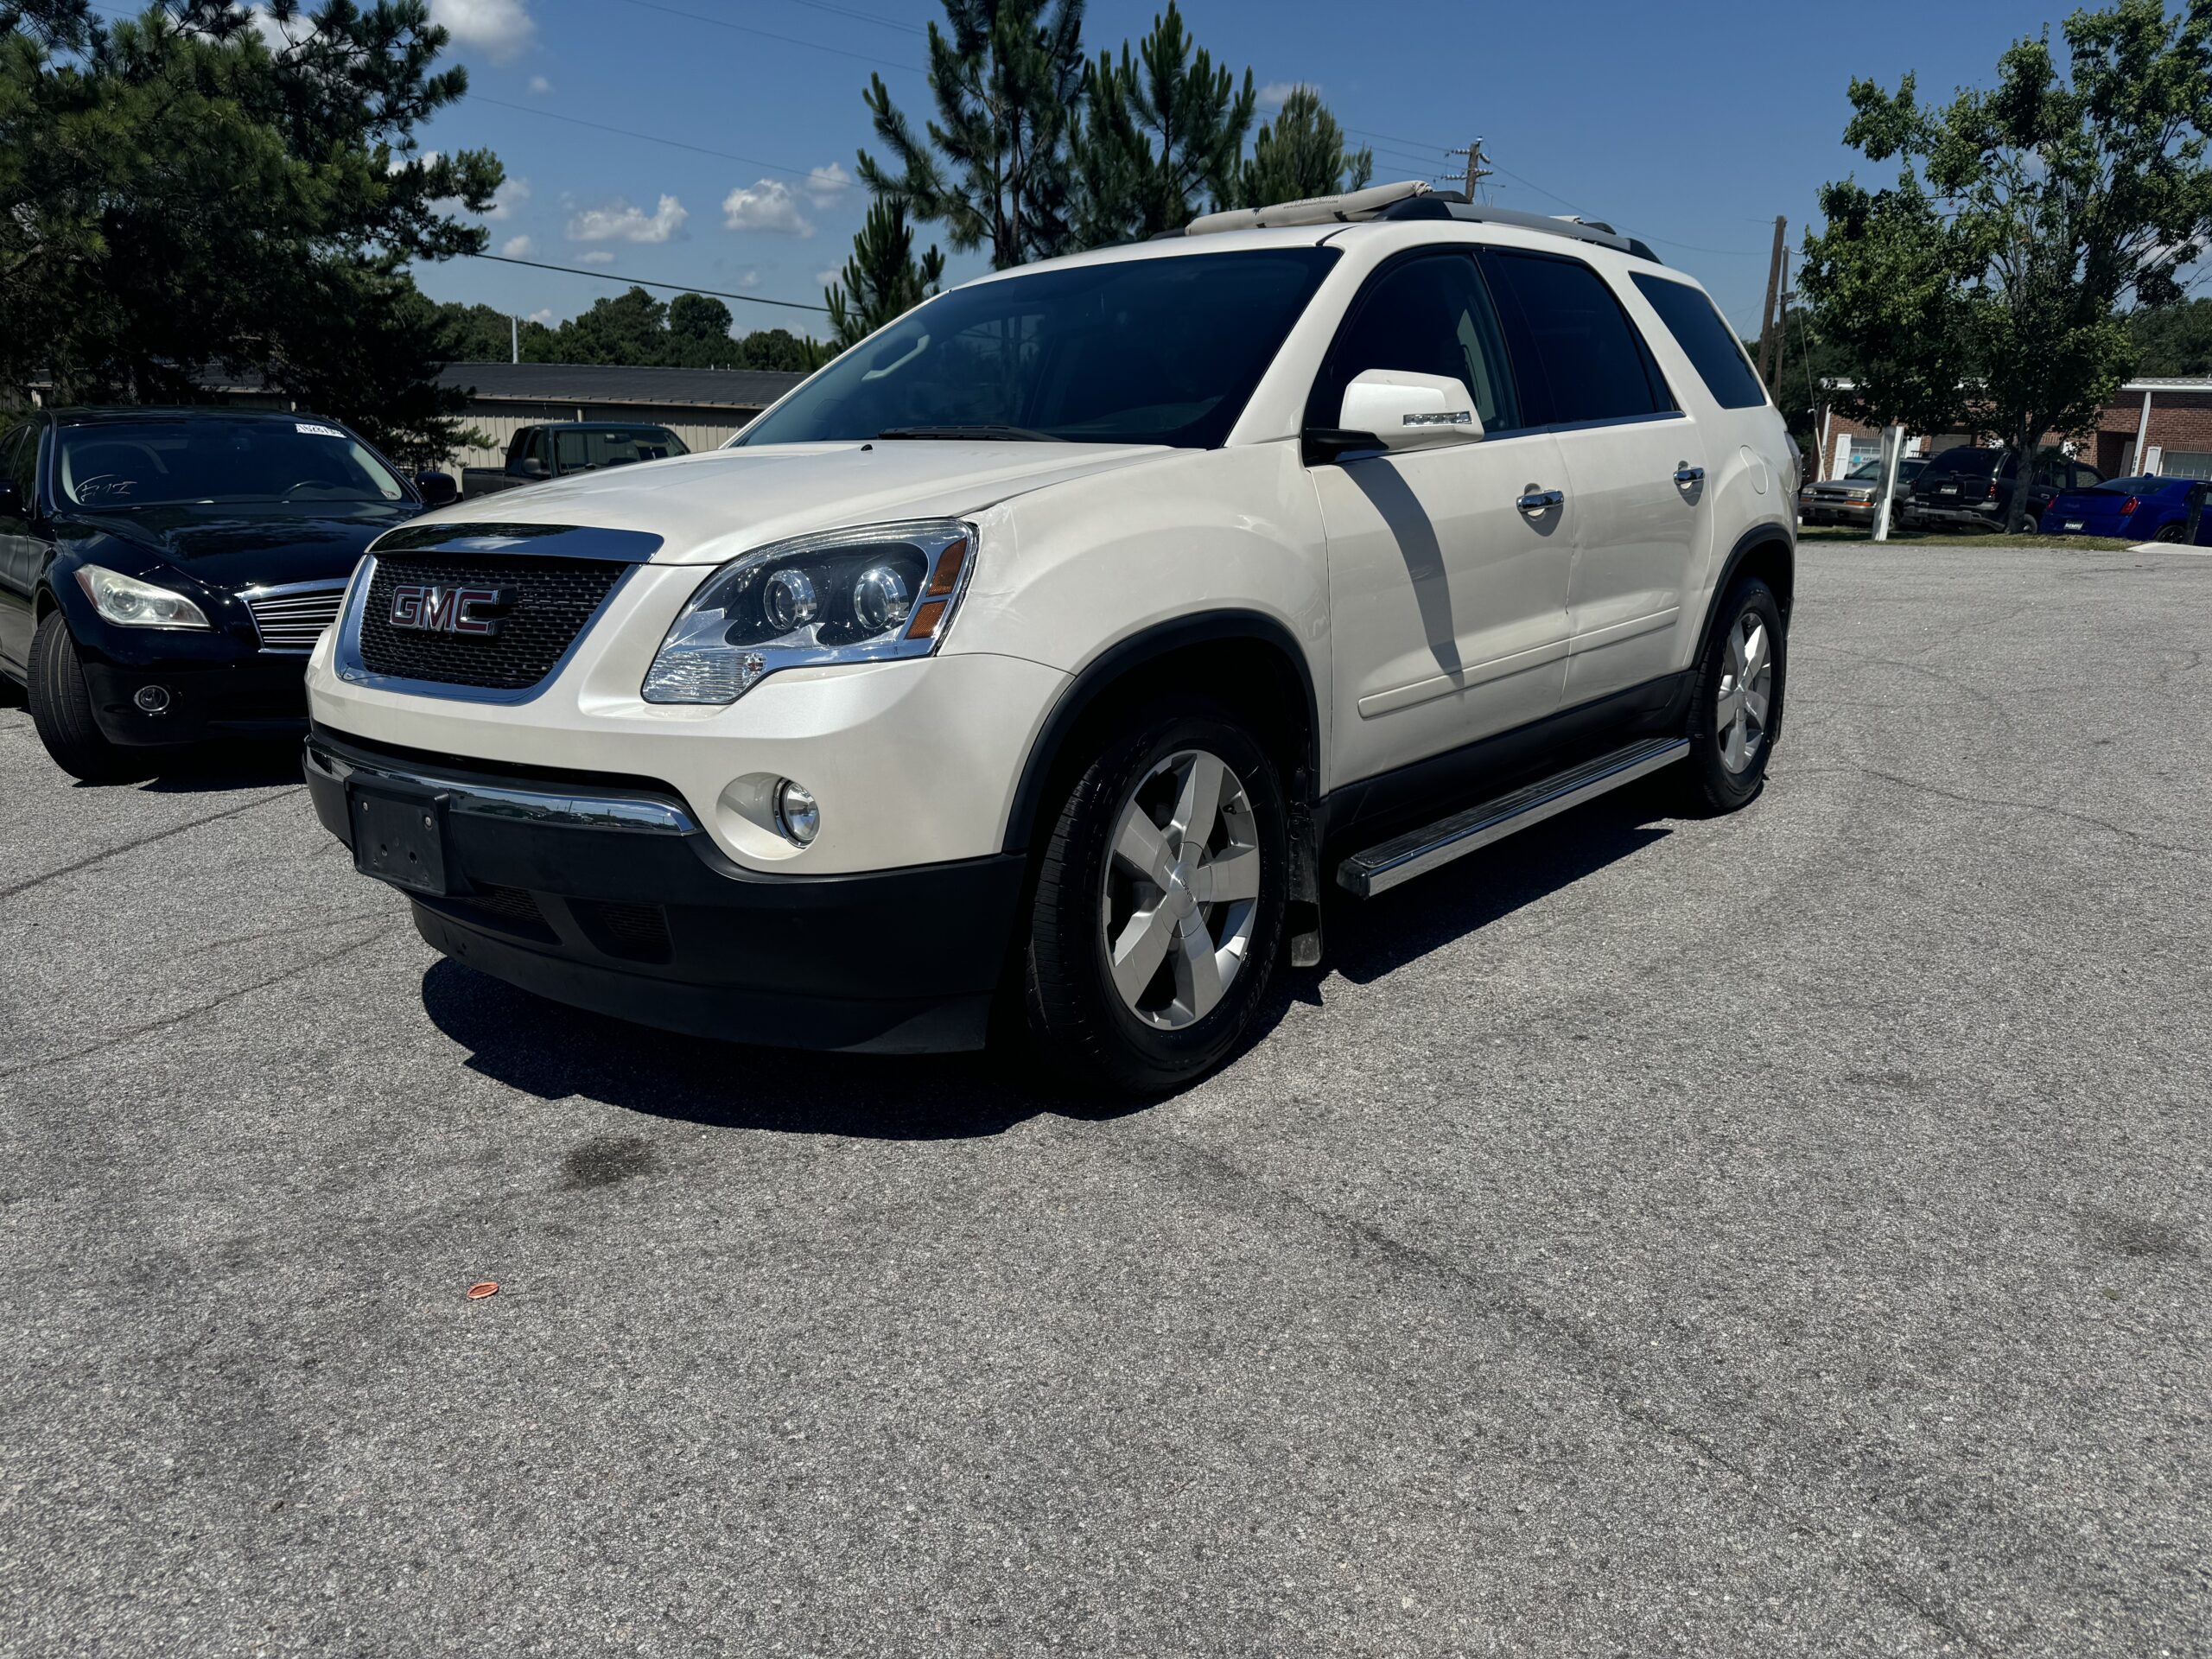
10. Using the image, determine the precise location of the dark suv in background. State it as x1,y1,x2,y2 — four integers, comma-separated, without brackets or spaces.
1904,446,2101,531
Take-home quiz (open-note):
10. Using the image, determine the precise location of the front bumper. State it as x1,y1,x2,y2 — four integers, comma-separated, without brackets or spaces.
80,654,312,746
304,728,1026,1052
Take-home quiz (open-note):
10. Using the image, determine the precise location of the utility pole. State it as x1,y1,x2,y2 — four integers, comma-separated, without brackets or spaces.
1756,215,1787,388
510,313,519,365
1443,139,1491,203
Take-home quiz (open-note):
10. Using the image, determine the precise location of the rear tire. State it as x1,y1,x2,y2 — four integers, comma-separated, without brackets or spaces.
2155,523,2185,543
1681,578,1783,816
28,608,149,784
1022,704,1287,1093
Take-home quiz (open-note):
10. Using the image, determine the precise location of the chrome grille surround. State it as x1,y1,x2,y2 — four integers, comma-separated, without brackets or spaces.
245,579,353,652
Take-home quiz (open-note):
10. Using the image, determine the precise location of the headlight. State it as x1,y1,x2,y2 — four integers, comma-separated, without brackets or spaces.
642,518,976,705
74,564,211,630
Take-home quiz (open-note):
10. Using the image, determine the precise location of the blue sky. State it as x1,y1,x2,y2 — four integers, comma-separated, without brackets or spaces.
406,0,2089,340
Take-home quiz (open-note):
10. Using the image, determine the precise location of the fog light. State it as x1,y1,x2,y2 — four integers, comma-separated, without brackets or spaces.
774,779,819,846
134,684,170,714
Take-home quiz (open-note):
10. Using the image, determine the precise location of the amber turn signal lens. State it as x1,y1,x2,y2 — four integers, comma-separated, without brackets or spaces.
924,537,969,598
904,599,949,639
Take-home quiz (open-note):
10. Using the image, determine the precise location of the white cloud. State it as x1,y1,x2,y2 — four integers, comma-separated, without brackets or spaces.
734,269,763,290
804,162,854,201
1259,80,1311,105
248,6,296,50
567,194,689,244
500,234,535,258
429,0,535,62
528,308,555,323
579,251,617,267
527,74,552,94
722,180,814,238
813,267,842,289
482,175,531,220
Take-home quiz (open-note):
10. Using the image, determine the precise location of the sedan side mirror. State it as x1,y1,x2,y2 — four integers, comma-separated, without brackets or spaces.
414,470,459,508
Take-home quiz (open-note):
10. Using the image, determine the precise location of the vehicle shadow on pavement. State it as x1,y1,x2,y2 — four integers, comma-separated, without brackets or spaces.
419,959,1148,1139
130,741,305,794
1312,779,1677,988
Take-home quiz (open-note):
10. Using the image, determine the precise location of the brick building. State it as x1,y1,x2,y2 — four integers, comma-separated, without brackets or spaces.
1808,376,2212,480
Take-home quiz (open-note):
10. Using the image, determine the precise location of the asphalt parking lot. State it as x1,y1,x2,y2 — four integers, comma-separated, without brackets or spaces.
2,539,2208,1657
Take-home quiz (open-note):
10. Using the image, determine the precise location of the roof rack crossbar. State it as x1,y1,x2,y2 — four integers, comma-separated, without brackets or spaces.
1376,195,1661,264
1173,178,1662,264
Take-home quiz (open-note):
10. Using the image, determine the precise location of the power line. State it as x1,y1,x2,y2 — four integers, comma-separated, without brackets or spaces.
467,94,857,188
465,251,832,314
772,0,929,35
612,0,920,74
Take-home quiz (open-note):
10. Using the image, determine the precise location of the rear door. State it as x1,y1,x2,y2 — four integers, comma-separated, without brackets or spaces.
1481,248,1707,704
1307,247,1573,786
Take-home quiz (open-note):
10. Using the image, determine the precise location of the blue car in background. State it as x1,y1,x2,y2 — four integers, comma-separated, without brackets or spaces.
2039,474,2209,543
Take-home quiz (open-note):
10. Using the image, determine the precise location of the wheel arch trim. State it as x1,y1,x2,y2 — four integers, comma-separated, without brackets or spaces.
999,609,1321,854
1695,520,1795,658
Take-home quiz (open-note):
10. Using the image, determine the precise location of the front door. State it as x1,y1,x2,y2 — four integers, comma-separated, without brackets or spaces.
1479,248,1708,704
1307,249,1573,790
0,425,38,674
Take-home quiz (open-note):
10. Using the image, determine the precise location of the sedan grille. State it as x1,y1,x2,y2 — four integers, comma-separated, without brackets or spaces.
356,553,630,692
247,583,350,652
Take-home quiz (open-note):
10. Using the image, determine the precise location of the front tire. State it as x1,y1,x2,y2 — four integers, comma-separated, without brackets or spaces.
1681,578,1783,815
28,608,149,785
1022,705,1287,1093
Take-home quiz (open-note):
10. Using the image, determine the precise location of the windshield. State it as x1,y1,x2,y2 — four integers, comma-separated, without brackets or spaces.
739,247,1340,449
58,418,408,509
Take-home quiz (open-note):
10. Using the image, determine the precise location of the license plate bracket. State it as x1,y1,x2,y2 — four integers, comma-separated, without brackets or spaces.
349,782,451,896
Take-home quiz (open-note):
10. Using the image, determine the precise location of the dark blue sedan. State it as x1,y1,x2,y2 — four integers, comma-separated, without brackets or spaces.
2038,474,2209,543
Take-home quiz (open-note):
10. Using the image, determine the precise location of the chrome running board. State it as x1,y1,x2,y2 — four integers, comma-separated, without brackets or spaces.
1337,737,1688,898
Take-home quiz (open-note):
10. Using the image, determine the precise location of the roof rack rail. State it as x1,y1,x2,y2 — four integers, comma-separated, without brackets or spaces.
1378,194,1662,264
1176,179,1662,264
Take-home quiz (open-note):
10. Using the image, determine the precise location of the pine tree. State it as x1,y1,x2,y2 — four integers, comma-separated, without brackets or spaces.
856,0,1087,270
1239,86,1372,209
825,200,946,347
1074,3,1254,245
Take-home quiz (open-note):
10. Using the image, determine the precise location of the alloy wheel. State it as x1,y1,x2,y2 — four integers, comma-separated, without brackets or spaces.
1099,747,1261,1030
1716,611,1773,774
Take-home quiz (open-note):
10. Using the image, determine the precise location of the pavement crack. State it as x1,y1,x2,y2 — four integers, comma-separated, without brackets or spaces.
0,926,391,1081
1789,760,2204,855
0,787,308,904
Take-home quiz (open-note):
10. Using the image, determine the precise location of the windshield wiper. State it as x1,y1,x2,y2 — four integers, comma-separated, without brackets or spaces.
873,423,1058,442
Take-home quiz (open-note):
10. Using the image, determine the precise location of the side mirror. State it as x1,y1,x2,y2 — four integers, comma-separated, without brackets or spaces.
515,455,550,479
1340,370,1484,453
414,470,458,508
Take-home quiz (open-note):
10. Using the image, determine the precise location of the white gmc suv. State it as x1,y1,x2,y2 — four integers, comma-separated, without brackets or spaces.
303,182,1796,1091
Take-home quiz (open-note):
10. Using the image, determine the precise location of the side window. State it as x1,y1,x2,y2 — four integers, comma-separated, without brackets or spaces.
1630,273,1766,410
554,429,591,472
1483,250,1671,426
1306,251,1522,435
504,429,532,467
8,424,37,505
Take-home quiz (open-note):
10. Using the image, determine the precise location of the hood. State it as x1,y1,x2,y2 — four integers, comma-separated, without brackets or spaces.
395,441,1174,564
60,499,420,589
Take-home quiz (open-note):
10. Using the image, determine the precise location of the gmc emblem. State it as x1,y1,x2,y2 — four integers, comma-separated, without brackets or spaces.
389,583,512,637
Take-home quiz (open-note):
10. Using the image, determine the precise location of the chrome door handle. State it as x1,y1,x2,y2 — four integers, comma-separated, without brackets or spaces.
1516,487,1564,517
1674,464,1705,486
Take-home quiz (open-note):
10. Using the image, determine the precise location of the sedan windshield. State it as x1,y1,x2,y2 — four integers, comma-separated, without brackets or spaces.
58,419,407,509
739,247,1340,450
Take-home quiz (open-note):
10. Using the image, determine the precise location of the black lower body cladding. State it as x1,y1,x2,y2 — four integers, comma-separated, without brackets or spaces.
303,727,1027,1053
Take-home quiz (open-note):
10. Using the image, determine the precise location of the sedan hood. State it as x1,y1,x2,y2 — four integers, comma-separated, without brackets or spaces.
61,500,420,589
392,441,1174,564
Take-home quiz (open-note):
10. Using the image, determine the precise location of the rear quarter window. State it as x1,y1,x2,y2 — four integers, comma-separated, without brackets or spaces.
1630,274,1767,410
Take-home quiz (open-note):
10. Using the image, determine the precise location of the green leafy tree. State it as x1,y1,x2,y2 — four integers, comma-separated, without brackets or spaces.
666,292,741,368
550,286,668,365
1236,85,1370,209
1800,0,2212,527
2130,295,2212,373
434,300,555,363
734,327,827,372
1073,3,1254,244
858,0,1087,270
1,0,502,458
825,199,945,346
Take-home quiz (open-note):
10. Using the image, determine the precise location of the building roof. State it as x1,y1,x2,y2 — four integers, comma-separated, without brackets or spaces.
435,361,807,410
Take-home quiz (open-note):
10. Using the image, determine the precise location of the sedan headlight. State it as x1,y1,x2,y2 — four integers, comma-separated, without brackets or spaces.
74,564,211,630
642,518,976,705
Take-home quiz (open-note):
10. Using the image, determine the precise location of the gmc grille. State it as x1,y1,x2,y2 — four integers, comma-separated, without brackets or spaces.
247,583,349,652
357,553,629,691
